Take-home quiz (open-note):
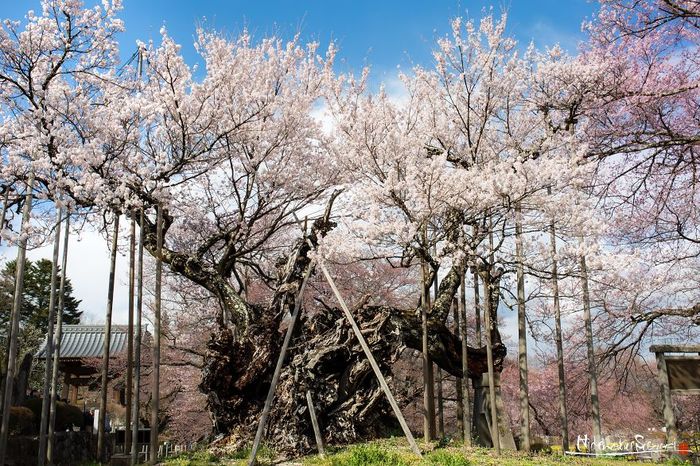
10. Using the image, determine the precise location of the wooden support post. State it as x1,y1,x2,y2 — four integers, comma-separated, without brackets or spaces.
319,260,422,457
656,352,677,446
48,211,70,464
248,260,315,466
0,186,9,247
549,220,569,452
433,265,444,439
458,273,471,445
580,253,602,444
131,209,145,466
150,205,163,465
420,248,436,442
0,174,34,466
305,390,325,458
125,217,136,456
38,205,63,466
0,187,10,420
453,300,464,440
473,270,481,346
482,270,500,455
514,204,530,451
98,213,120,462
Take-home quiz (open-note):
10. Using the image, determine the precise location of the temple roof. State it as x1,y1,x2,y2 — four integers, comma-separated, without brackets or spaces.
35,325,130,359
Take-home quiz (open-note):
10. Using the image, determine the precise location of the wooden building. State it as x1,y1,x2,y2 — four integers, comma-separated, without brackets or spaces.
35,325,130,407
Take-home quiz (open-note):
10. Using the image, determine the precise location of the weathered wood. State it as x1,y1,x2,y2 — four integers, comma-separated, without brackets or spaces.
433,269,444,439
454,299,464,440
305,390,325,458
482,269,500,455
0,174,34,466
48,211,70,464
125,217,135,456
656,352,678,445
0,187,9,248
514,204,530,451
473,270,481,346
458,274,471,445
549,221,569,452
131,209,145,466
150,205,163,465
421,243,436,441
98,213,120,462
38,206,63,466
580,253,602,444
650,344,700,354
320,260,422,457
248,258,314,466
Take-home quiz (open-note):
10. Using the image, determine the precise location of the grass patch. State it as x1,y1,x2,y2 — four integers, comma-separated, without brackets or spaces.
164,437,693,465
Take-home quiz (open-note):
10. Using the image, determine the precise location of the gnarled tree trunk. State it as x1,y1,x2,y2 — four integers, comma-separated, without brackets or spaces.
137,208,507,455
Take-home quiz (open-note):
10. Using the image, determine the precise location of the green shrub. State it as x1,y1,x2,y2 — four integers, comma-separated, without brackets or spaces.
330,443,411,466
8,406,34,435
22,398,83,431
425,449,470,466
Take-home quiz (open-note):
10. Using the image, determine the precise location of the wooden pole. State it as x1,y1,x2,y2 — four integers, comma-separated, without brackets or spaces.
655,352,677,445
420,230,435,441
305,390,325,458
453,299,463,440
433,269,444,438
0,186,9,247
248,259,315,466
38,205,63,466
458,273,471,445
549,220,569,452
473,270,481,346
579,253,602,444
482,269,500,455
0,187,10,417
319,260,422,457
48,211,70,464
0,174,34,465
125,217,136,455
131,209,145,466
98,213,120,462
150,205,163,465
514,204,530,451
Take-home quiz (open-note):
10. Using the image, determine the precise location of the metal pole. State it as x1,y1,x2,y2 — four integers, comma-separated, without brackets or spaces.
0,173,35,465
98,213,120,461
38,205,63,466
48,211,70,464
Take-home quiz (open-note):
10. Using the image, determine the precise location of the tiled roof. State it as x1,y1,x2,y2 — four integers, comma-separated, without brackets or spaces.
35,325,129,359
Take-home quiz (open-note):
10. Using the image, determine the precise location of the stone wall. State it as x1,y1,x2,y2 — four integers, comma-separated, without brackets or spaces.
6,431,113,465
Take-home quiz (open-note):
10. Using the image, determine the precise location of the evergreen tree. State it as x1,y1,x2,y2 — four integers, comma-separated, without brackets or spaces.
0,259,82,334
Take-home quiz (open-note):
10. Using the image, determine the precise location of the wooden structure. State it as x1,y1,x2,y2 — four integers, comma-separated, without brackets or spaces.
650,344,700,445
35,325,130,406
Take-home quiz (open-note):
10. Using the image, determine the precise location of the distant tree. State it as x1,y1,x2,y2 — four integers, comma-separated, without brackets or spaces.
0,259,82,334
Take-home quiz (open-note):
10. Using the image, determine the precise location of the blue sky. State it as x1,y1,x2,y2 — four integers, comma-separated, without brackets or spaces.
4,1,597,80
